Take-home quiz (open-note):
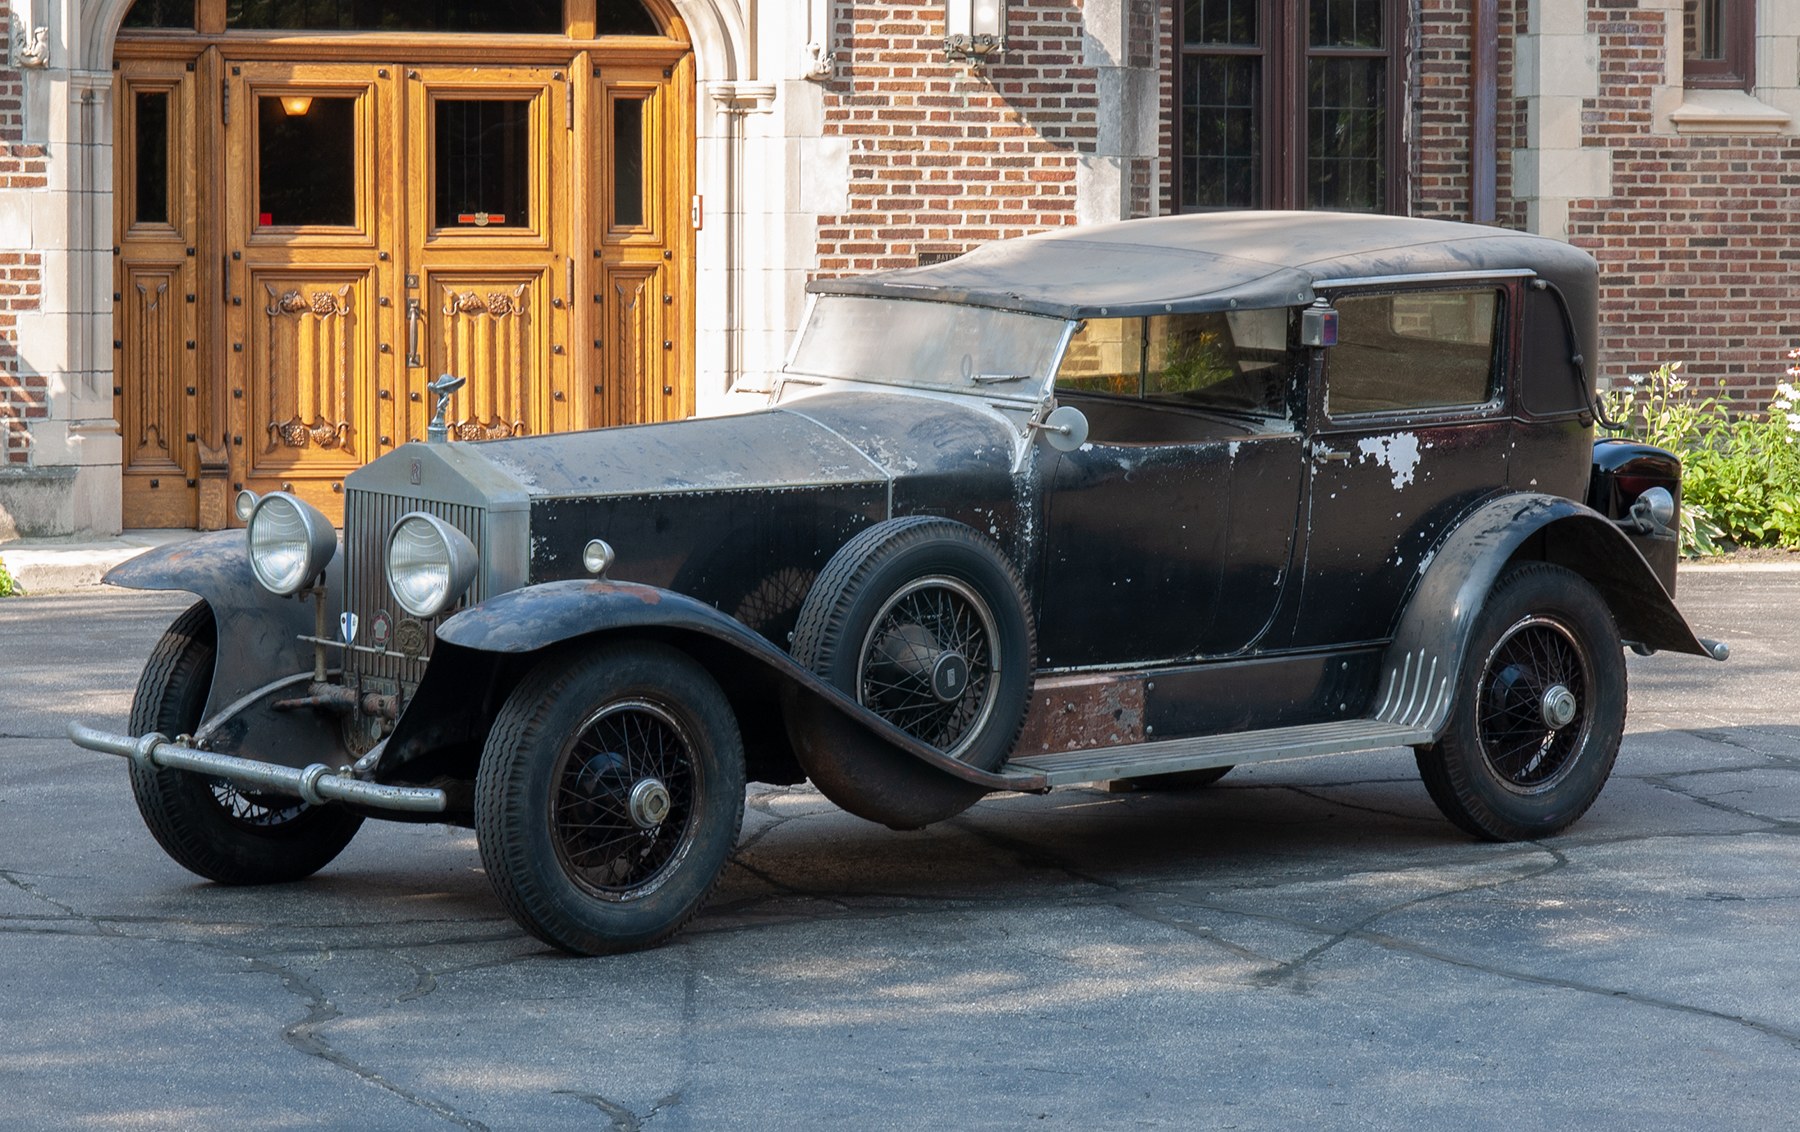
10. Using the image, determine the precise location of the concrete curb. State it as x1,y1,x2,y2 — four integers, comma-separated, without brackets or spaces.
0,530,198,596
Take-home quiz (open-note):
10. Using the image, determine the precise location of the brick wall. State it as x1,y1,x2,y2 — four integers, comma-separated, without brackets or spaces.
1411,0,1525,228
815,2,1096,272
1564,4,1800,402
0,24,44,466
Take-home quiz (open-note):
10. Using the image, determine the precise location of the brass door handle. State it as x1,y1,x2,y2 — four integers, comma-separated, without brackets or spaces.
1315,446,1351,463
406,298,422,367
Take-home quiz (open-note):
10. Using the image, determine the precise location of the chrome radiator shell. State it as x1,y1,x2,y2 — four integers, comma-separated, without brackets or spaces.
341,443,530,687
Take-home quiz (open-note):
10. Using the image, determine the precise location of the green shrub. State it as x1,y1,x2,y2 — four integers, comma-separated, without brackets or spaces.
0,555,17,597
1605,359,1800,556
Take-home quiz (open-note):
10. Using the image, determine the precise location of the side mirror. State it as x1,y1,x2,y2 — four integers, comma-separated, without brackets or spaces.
1029,404,1089,452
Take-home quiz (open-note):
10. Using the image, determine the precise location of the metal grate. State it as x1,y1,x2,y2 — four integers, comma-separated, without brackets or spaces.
343,488,487,687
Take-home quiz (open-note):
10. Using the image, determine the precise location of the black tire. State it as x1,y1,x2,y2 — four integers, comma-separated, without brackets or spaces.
475,641,746,955
1124,765,1233,791
1415,563,1627,841
786,515,1035,829
127,602,364,884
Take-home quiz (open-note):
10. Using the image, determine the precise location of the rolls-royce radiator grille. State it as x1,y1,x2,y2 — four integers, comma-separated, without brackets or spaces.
343,489,487,686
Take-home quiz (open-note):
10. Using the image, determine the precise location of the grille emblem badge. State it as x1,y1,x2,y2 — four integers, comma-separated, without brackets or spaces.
409,459,422,485
339,612,359,645
395,618,428,658
371,611,393,648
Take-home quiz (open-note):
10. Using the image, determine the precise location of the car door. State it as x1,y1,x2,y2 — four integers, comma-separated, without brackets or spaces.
1288,282,1519,650
1034,310,1305,669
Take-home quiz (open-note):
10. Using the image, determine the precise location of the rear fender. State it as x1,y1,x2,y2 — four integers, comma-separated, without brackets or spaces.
104,530,342,722
384,579,1047,793
1373,492,1719,738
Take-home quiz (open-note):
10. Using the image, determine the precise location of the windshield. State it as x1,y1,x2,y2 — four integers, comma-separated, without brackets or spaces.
787,295,1068,395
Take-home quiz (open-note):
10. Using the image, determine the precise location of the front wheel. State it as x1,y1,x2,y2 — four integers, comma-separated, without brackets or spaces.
1415,563,1627,841
127,602,364,884
475,641,746,955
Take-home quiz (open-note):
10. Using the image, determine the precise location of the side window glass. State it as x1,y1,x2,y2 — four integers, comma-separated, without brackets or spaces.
1056,317,1142,396
1326,289,1500,416
1145,308,1289,415
1056,309,1292,417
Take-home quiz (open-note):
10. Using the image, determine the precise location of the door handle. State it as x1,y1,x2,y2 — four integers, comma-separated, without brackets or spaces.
1314,446,1352,463
406,298,422,368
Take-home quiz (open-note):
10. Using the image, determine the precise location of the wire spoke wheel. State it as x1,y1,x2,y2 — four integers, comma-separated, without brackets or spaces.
855,575,999,758
787,516,1036,830
207,782,310,828
476,642,745,955
550,700,700,901
127,601,363,884
1476,616,1590,793
1415,563,1626,842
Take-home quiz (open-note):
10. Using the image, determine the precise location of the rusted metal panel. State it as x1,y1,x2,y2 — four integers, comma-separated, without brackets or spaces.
1014,674,1146,755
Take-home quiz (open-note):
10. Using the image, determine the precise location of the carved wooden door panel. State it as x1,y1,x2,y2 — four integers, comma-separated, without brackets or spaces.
223,61,397,515
592,65,688,427
401,67,573,444
114,58,201,528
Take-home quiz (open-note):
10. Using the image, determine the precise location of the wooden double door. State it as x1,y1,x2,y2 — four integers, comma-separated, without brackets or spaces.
115,51,691,527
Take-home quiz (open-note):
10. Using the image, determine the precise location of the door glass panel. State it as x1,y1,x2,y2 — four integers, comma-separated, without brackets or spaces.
1306,57,1385,211
612,99,646,228
226,0,558,33
122,0,195,28
435,100,531,229
135,92,171,225
598,0,662,35
1181,54,1261,209
258,95,357,227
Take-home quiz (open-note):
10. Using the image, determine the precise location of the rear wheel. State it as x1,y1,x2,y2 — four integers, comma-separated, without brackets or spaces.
127,602,363,884
475,641,746,955
1416,564,1626,841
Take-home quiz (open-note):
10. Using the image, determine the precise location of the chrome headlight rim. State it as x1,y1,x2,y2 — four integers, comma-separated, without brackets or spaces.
385,511,480,619
246,491,337,596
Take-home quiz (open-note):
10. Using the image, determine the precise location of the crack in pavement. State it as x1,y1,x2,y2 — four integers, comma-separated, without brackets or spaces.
244,955,492,1130
555,1089,683,1131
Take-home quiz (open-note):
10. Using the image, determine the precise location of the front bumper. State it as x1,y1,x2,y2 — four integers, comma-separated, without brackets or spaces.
68,722,447,814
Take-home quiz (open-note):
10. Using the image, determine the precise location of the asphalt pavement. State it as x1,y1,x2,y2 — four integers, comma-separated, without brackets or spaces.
1,566,1796,1130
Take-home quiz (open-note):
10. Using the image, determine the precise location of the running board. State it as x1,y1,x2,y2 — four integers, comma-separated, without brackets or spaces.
1000,718,1434,788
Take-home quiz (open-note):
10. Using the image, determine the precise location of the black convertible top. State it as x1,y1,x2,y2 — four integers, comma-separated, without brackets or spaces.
808,211,1597,322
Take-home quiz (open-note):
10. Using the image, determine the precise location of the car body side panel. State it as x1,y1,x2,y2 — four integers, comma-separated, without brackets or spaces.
526,484,887,645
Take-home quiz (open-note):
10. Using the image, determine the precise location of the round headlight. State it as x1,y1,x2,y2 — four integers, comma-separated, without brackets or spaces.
246,492,337,595
386,512,479,618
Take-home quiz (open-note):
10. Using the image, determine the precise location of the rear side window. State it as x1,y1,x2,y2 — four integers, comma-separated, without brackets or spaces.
1325,289,1501,416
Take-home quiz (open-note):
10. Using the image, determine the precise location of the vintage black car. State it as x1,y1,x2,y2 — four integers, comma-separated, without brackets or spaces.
72,212,1727,955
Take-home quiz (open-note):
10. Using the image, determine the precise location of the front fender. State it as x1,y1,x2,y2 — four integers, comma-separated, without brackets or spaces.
104,530,341,722
417,579,1045,793
1372,492,1720,737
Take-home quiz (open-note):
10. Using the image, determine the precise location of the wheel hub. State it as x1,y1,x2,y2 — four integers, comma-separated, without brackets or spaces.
929,652,970,703
628,777,672,829
1540,683,1578,730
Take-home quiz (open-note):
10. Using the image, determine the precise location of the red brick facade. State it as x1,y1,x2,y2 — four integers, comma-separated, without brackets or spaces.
815,2,1095,273
0,28,44,467
1564,6,1800,400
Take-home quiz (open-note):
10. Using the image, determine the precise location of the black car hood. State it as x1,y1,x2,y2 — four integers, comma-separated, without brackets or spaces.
456,390,1017,501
